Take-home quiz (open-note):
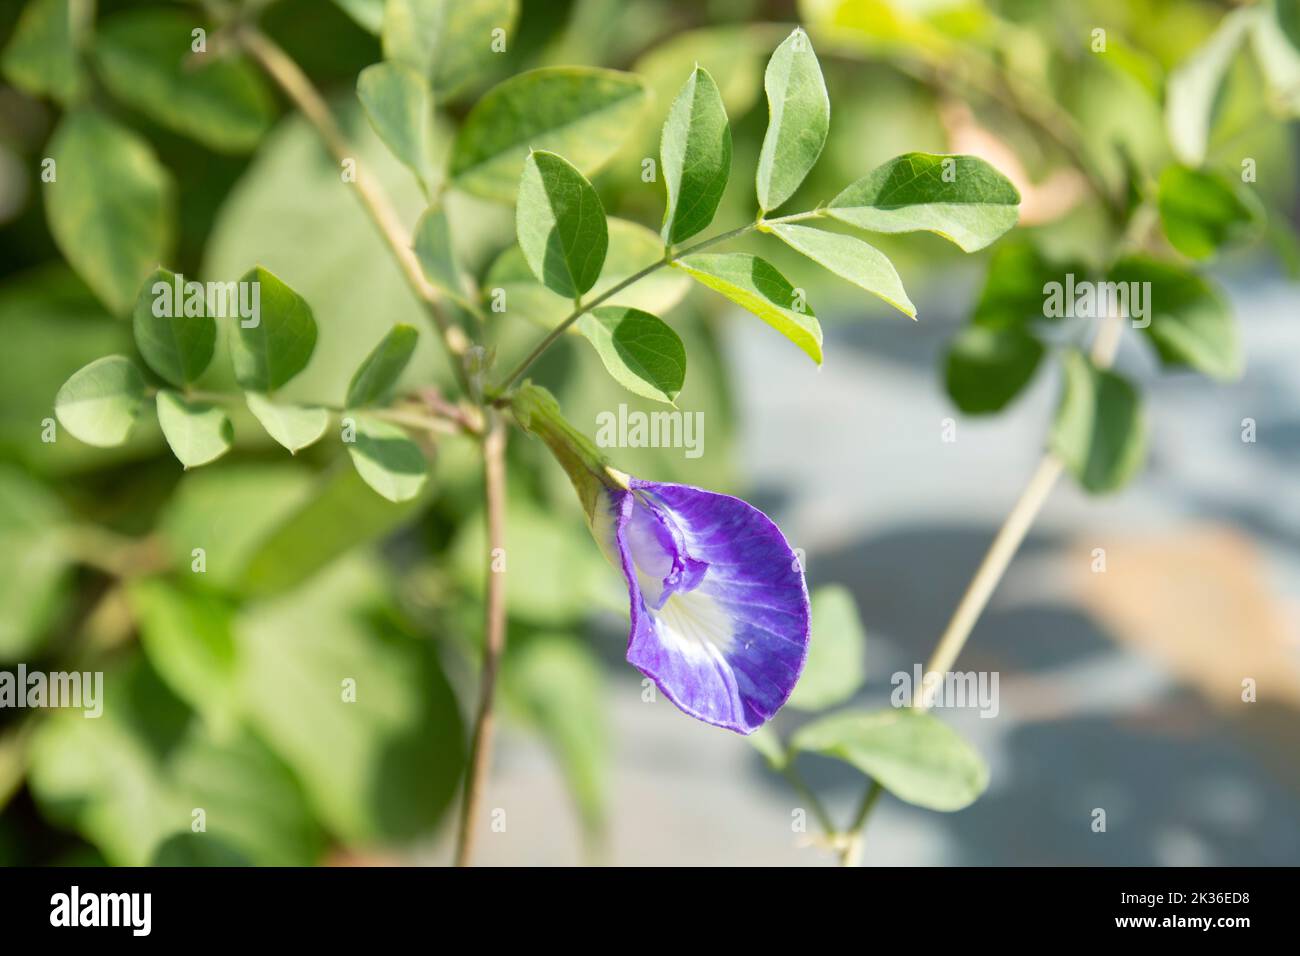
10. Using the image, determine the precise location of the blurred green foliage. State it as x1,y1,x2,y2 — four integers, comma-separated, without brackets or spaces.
0,0,1295,865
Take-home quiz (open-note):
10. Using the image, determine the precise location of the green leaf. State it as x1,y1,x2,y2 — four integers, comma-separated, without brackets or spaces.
1279,0,1300,51
1050,350,1148,494
127,579,238,736
660,66,732,244
485,217,689,330
503,635,608,836
231,267,318,392
971,238,1080,331
156,390,234,469
576,306,685,405
1250,6,1300,116
944,326,1045,415
45,109,174,316
28,656,324,865
674,252,822,364
244,393,329,454
1157,165,1263,260
452,495,617,625
333,0,386,33
150,833,252,867
357,61,435,189
201,107,446,403
382,0,519,98
756,28,829,213
346,414,428,502
93,10,276,153
1166,9,1252,166
0,0,90,104
1112,255,1241,381
240,465,427,598
54,355,147,447
412,206,463,298
829,153,1020,253
158,464,317,592
516,150,608,299
791,709,989,812
237,559,465,842
787,585,866,712
450,67,648,201
767,222,915,318
132,268,216,387
346,324,419,408
0,467,69,661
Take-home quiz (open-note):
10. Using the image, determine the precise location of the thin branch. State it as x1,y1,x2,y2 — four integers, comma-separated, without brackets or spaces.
840,307,1129,865
837,780,882,867
491,210,824,394
780,762,836,837
453,411,509,867
235,25,473,396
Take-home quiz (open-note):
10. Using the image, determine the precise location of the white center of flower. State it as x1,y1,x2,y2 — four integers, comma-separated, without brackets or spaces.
625,497,735,661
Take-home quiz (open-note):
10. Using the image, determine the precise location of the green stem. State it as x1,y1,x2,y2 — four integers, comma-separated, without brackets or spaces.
236,24,474,397
780,762,836,838
835,209,1156,866
491,210,825,395
838,781,883,866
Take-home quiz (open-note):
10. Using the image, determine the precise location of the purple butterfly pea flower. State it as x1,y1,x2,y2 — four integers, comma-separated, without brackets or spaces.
512,385,810,734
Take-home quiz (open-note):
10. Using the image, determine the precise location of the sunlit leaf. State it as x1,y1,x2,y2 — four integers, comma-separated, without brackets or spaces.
156,390,234,469
767,222,914,317
792,709,989,811
1250,5,1300,116
345,413,428,502
755,28,829,212
54,355,147,447
674,252,823,364
829,153,1019,253
244,393,329,454
1166,9,1252,166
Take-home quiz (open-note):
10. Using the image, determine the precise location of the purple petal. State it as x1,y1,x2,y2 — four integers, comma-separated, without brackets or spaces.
600,478,810,734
